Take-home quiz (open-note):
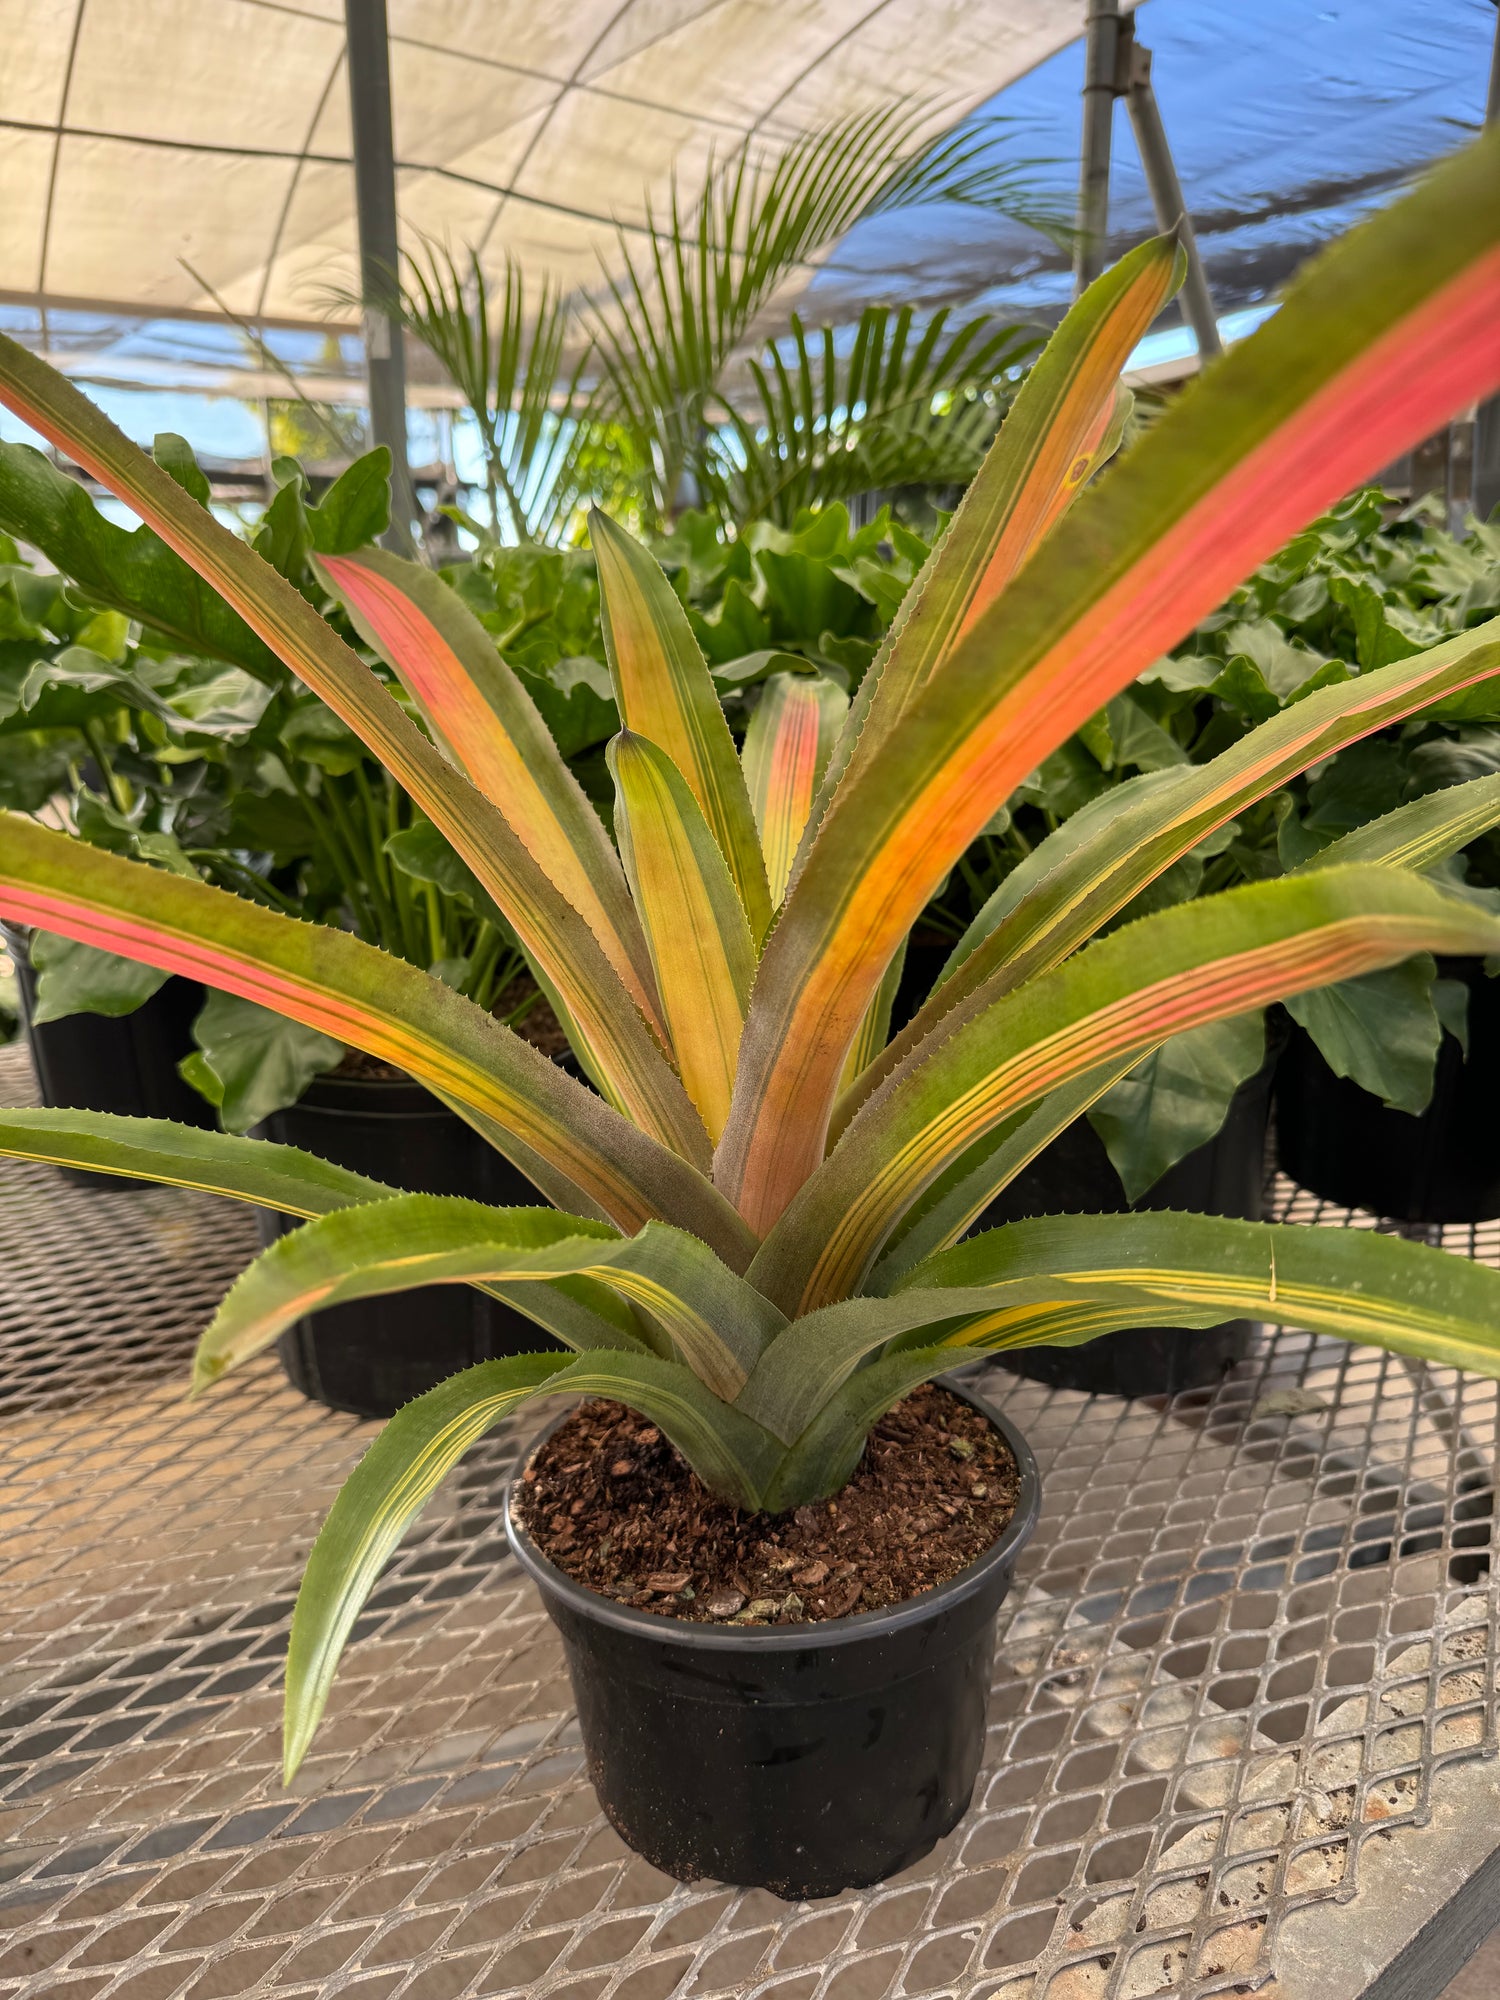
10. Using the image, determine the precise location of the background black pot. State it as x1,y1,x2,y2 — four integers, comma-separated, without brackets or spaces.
506,1379,1040,1899
4,925,214,1188
1275,958,1500,1223
979,1061,1276,1398
255,1070,557,1419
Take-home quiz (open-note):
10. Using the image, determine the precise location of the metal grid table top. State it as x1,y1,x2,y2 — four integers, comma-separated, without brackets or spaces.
1,1037,1497,2000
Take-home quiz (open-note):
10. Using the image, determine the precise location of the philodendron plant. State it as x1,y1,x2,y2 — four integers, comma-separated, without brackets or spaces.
2,135,1500,1785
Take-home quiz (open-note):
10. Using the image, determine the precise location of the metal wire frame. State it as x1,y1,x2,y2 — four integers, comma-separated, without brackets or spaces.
0,1038,1496,2000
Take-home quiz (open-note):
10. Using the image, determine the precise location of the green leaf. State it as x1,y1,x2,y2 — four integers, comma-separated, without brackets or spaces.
754,866,1500,1313
187,990,343,1134
253,475,312,582
29,930,167,1021
0,1105,396,1210
513,654,619,761
384,818,506,928
1307,772,1500,877
283,1350,573,1778
161,665,276,739
0,443,284,681
0,729,80,811
152,433,211,507
195,1196,785,1399
901,1210,1500,1387
1285,957,1442,1113
1210,654,1282,725
307,449,391,554
283,1345,786,1775
1086,1013,1266,1202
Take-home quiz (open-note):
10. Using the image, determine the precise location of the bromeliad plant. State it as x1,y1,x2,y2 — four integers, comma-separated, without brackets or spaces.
3,136,1500,1781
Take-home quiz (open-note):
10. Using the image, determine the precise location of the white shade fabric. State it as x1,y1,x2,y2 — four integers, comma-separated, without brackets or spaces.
2,0,1103,330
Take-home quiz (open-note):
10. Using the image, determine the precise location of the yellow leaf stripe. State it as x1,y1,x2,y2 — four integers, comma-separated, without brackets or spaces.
319,549,663,1035
610,732,757,1144
0,813,755,1267
752,869,1500,1313
592,511,773,940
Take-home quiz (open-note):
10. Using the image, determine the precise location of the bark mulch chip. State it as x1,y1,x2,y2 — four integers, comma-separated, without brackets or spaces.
515,1383,1020,1625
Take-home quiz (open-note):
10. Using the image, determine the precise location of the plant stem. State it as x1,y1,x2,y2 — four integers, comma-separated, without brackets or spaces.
83,722,133,816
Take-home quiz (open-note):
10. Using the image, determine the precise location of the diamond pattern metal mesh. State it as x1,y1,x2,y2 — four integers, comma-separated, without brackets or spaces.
1,1037,1496,2000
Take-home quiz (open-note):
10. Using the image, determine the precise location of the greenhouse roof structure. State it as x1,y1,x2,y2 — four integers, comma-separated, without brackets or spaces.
0,0,1493,414
3,0,1117,332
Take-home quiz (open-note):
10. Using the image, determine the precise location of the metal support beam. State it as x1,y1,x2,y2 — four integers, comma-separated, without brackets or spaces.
1121,27,1222,358
1072,3,1222,364
1073,0,1121,296
344,0,416,550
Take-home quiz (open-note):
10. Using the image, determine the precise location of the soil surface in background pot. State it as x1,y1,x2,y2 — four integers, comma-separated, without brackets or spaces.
515,1384,1020,1626
332,979,572,1085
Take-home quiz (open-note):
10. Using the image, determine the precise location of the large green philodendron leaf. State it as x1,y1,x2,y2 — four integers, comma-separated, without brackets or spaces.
1283,958,1444,1114
1086,1012,1267,1203
183,991,344,1135
28,930,168,1021
283,1348,787,1775
0,440,285,680
194,1195,787,1401
753,866,1500,1313
718,130,1500,1233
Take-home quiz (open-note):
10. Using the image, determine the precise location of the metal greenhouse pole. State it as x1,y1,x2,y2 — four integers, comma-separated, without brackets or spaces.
1073,0,1221,359
1073,0,1122,295
344,0,416,550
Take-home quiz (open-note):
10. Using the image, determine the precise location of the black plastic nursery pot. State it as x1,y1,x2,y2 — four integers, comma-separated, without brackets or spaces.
505,1379,1042,1900
979,1062,1275,1399
4,926,215,1187
255,1069,556,1419
1275,959,1500,1223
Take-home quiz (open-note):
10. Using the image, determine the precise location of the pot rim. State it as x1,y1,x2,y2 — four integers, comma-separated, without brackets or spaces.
503,1371,1041,1653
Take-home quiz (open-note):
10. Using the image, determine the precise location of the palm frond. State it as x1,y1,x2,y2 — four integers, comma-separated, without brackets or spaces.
708,305,1043,527
393,243,596,545
586,103,1063,524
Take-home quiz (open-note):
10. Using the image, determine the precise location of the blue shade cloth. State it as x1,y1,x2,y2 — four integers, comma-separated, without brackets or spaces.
813,0,1496,332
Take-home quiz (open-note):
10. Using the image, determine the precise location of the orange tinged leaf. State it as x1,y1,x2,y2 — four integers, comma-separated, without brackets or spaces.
591,512,772,940
717,130,1500,1235
0,332,696,1160
317,549,662,1034
741,671,848,904
609,733,756,1144
0,814,755,1269
749,867,1500,1314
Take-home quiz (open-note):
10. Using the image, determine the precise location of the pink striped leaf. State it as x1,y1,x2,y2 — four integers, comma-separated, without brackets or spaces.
716,128,1500,1235
747,866,1500,1314
0,813,755,1269
0,333,698,1159
316,548,662,1034
740,670,848,904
